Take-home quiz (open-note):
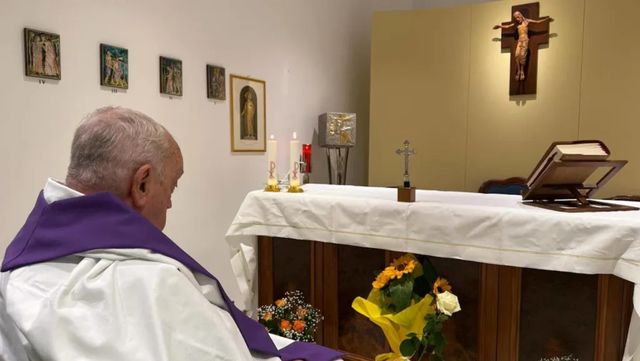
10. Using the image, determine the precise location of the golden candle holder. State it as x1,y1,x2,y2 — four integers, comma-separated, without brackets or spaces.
264,178,281,192
287,184,304,193
264,184,281,192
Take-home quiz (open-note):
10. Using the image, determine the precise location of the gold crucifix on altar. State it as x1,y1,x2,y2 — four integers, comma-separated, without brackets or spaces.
493,2,552,95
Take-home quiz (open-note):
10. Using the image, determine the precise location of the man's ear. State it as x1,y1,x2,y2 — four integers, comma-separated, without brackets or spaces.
130,164,152,210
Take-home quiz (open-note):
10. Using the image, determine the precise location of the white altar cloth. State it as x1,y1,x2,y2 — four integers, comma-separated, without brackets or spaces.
225,184,640,360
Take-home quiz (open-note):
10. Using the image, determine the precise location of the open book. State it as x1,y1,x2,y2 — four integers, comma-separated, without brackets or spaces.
526,141,609,189
522,140,636,212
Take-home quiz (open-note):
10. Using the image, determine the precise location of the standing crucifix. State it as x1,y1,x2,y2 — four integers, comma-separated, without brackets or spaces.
395,140,415,188
493,2,552,95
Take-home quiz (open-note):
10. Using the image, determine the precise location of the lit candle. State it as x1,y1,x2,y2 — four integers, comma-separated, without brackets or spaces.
302,144,311,173
267,134,277,186
289,132,300,187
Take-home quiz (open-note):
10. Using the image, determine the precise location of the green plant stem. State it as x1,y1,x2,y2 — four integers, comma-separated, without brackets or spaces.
414,343,429,361
416,347,428,361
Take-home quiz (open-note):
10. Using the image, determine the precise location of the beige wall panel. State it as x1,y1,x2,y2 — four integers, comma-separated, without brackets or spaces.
578,0,640,197
369,7,471,190
465,0,584,192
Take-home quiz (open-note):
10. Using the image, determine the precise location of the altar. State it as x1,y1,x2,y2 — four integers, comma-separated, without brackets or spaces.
226,184,640,361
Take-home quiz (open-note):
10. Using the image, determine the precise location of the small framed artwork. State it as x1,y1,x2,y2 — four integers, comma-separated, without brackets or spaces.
206,64,226,100
159,56,182,96
230,74,266,152
24,28,61,80
100,44,128,89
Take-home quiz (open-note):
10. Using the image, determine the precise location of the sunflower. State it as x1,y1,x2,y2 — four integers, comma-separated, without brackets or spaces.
388,254,417,279
433,277,452,295
372,271,391,289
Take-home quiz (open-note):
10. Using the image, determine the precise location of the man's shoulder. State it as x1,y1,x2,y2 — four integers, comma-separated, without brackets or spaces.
3,250,203,313
6,249,192,291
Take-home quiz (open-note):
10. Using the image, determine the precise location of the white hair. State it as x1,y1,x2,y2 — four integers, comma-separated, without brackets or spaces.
66,106,172,197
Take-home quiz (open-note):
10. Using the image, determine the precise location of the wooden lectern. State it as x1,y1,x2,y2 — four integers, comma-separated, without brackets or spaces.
523,140,638,212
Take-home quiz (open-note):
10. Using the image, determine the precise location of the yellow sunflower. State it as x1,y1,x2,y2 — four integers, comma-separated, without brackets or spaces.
372,271,391,289
432,277,452,295
388,254,417,279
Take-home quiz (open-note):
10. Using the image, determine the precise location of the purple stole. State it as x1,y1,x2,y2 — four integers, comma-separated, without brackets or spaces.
2,192,342,361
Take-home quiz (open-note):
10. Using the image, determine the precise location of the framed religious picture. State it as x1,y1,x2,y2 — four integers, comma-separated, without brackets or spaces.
206,64,226,100
230,74,266,152
159,56,182,96
100,44,128,89
24,28,61,80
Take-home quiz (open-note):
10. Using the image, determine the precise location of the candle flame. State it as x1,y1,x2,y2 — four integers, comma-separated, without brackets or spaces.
270,134,275,140
292,132,297,140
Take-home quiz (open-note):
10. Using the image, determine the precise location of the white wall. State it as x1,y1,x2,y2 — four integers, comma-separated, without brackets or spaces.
0,0,379,304
373,0,495,11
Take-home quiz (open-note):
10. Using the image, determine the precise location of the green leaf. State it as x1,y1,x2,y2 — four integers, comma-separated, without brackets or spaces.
433,333,447,354
400,335,420,357
389,278,414,311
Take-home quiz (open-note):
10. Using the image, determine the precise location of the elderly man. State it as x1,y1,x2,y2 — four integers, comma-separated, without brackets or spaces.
0,107,342,361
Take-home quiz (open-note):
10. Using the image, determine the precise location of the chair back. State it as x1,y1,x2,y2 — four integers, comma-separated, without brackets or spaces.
605,195,640,202
478,177,527,195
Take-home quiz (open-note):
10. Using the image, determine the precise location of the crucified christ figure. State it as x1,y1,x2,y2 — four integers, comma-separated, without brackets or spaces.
493,11,552,81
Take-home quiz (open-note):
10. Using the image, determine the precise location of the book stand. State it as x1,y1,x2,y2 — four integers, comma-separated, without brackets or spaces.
522,160,638,212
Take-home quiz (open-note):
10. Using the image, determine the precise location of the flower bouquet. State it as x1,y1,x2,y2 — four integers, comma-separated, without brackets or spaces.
257,290,323,342
352,254,461,361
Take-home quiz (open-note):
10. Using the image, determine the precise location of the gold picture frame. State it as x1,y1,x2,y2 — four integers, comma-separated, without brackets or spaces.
230,74,266,152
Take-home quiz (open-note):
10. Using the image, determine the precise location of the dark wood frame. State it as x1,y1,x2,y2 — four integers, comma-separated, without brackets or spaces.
100,43,128,89
24,28,61,80
258,236,633,361
206,64,226,100
159,56,183,96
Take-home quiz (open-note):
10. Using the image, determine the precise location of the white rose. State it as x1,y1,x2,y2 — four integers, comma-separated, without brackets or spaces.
436,291,461,316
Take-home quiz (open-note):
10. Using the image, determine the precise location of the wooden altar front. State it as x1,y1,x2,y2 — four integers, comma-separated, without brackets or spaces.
258,236,633,361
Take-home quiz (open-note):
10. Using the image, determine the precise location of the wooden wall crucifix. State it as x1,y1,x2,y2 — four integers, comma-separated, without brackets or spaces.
493,2,552,95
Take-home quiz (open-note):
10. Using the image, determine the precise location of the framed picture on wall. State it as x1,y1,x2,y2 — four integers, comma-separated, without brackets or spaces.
159,56,182,96
24,28,61,80
206,64,226,100
230,74,266,152
100,44,128,89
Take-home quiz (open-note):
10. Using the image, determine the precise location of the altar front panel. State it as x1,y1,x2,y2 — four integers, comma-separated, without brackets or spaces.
258,236,633,361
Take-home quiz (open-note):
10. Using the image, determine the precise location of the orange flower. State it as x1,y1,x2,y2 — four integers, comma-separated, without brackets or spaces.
296,307,308,318
293,320,305,332
261,312,272,321
433,277,452,295
280,320,292,330
275,299,287,308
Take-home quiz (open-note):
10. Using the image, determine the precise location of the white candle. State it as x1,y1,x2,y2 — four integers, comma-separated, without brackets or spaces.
267,134,277,186
289,132,300,187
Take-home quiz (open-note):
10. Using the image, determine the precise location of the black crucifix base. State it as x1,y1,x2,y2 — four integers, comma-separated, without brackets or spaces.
397,187,416,203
